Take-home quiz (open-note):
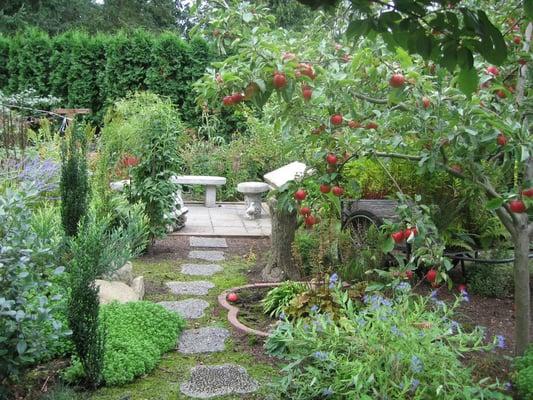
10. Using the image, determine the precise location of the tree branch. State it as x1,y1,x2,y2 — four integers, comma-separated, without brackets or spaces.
353,92,410,111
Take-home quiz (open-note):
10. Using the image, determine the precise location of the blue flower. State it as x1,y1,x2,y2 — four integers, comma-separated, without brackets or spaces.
410,379,420,392
410,355,423,373
495,335,506,349
394,282,411,292
460,290,470,302
391,325,402,336
450,320,460,333
279,312,286,321
310,305,319,313
356,317,366,327
322,387,334,397
329,273,339,289
313,351,328,361
504,382,512,391
430,290,438,300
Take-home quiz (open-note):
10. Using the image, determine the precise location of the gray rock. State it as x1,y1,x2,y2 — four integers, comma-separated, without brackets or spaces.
95,280,140,304
131,276,144,299
108,261,134,284
158,299,209,319
188,250,225,262
190,237,228,248
165,281,214,296
180,364,259,399
181,264,223,277
178,327,230,354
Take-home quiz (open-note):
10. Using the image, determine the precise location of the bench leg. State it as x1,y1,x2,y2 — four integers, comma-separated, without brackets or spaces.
205,186,217,207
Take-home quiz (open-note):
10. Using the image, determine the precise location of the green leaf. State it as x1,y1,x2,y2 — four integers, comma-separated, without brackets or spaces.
242,12,253,23
381,236,395,253
526,0,533,19
520,146,530,162
486,197,503,210
396,47,412,68
17,340,27,355
346,19,370,41
457,67,479,97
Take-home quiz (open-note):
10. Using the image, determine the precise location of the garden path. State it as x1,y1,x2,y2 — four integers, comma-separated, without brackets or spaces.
171,203,271,237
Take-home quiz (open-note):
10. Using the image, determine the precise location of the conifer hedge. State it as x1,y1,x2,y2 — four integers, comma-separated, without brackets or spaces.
0,29,212,123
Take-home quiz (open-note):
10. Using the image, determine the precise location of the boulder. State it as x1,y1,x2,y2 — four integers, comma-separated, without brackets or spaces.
108,261,134,285
131,276,145,299
95,279,142,304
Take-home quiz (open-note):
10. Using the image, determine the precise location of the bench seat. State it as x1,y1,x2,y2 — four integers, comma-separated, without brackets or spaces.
170,175,226,207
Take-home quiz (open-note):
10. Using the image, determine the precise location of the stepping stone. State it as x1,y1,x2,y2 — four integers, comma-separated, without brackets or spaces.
188,250,225,262
158,299,209,319
181,263,223,277
178,327,230,354
190,237,228,248
180,364,259,399
166,281,214,296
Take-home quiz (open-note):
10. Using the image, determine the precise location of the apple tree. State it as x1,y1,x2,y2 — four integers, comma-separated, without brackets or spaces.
194,1,532,355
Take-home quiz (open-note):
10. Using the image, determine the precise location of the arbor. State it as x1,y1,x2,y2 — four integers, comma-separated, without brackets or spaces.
196,1,531,355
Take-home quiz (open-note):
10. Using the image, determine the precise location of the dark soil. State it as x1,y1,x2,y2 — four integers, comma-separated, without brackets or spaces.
233,287,279,334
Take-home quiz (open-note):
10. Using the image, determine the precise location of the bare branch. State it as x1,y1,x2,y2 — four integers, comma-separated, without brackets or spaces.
353,92,410,111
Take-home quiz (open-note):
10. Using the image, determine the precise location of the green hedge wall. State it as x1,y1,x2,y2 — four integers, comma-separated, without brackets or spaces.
0,29,212,124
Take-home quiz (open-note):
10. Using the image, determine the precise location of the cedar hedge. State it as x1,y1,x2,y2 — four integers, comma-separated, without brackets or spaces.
0,29,212,124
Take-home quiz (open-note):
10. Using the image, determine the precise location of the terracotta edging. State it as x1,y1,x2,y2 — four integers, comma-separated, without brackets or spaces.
218,283,283,337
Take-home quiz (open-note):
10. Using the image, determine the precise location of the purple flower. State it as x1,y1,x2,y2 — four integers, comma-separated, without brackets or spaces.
460,290,470,303
450,320,460,333
279,312,287,321
410,379,420,392
313,351,328,361
391,325,402,336
430,290,439,300
16,156,60,194
504,382,512,391
495,335,506,349
310,305,319,313
394,282,411,292
329,273,339,289
410,355,423,373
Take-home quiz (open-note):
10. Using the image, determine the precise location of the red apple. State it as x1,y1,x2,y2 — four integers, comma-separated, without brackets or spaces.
231,92,244,103
389,73,406,88
227,292,239,302
302,85,313,101
294,189,307,201
305,215,317,226
273,72,287,89
496,90,507,99
365,122,378,130
509,199,526,213
457,284,467,293
391,231,405,243
319,184,331,194
519,58,527,66
422,96,431,109
348,120,360,129
406,270,414,279
222,96,234,106
282,52,296,61
487,66,500,76
330,114,343,126
426,269,437,283
513,36,521,45
497,133,507,146
404,228,412,238
522,188,533,198
326,153,338,165
332,186,344,196
300,206,311,216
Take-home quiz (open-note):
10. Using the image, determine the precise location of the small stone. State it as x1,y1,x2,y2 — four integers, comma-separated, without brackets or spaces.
178,327,230,354
158,299,209,319
190,237,228,248
107,261,134,284
181,264,223,276
180,364,259,399
166,281,214,296
188,250,225,262
130,276,145,299
95,280,140,304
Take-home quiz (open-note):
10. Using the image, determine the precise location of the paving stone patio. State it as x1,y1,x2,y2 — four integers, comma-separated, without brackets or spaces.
180,364,259,399
181,263,223,276
158,299,210,319
178,327,230,354
166,281,215,296
171,203,271,237
190,237,228,248
188,250,225,262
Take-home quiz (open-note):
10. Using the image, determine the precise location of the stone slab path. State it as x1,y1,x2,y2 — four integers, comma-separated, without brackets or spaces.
190,237,228,248
181,263,223,277
188,250,225,262
180,364,259,399
158,299,209,320
159,235,260,398
178,327,230,354
166,281,214,296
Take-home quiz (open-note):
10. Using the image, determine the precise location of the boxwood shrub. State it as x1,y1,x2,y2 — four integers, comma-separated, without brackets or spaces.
65,301,185,386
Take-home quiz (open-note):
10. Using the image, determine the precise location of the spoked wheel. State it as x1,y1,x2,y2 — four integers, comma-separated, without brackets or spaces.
338,211,382,265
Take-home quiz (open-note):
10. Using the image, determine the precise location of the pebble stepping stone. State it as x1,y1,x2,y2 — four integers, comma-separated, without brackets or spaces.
158,299,209,319
181,263,223,276
166,281,214,296
188,250,225,262
190,237,228,248
178,327,230,354
180,364,259,399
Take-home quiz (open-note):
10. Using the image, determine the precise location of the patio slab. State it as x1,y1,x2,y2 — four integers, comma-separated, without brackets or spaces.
171,203,271,237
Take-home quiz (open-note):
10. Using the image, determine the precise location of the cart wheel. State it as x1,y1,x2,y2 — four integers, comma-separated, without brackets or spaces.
339,211,382,264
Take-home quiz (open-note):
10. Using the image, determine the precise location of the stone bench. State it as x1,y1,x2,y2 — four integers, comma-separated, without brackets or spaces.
237,182,270,219
171,175,226,208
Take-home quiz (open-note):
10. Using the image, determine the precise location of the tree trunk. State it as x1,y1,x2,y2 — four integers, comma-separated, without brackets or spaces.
261,197,299,282
513,215,532,355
